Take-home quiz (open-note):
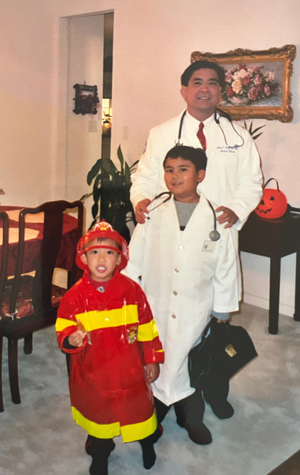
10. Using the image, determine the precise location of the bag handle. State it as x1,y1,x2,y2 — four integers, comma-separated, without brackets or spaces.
264,178,280,190
201,317,230,339
201,318,214,339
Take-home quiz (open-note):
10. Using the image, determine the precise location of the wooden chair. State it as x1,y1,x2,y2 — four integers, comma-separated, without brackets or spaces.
0,211,9,412
1,200,83,407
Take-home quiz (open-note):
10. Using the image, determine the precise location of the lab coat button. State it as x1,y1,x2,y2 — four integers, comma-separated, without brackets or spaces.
174,268,179,273
178,245,183,250
173,291,178,296
171,314,176,319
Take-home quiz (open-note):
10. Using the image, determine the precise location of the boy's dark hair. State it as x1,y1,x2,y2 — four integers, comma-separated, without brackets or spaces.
181,60,226,90
163,146,207,171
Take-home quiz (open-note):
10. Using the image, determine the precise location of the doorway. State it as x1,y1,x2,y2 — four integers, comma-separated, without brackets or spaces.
58,11,114,229
102,12,113,159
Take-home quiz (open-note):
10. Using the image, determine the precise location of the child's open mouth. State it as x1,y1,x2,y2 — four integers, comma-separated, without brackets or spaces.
97,266,107,272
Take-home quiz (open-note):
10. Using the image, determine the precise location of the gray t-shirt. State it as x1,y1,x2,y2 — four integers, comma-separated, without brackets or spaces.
174,200,198,229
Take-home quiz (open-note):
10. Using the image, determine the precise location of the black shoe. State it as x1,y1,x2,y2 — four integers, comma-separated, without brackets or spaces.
209,401,234,419
141,444,156,470
89,457,108,475
186,422,212,445
176,414,212,445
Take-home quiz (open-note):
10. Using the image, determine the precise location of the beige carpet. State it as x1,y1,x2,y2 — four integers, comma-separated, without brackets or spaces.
0,303,300,475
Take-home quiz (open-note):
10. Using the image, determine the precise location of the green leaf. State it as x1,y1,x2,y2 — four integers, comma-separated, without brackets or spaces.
103,158,118,181
243,121,265,140
79,192,92,201
91,202,99,219
250,125,265,135
87,159,103,185
252,132,264,140
92,176,102,203
129,160,139,174
117,145,125,175
124,162,131,185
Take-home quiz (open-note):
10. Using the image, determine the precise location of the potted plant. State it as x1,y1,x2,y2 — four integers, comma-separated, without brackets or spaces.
81,146,138,242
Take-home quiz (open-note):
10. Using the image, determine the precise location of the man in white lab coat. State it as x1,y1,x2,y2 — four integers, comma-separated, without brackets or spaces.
130,60,262,299
131,60,262,228
125,146,240,445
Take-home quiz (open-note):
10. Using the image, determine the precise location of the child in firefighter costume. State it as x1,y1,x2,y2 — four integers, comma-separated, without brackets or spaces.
56,222,164,475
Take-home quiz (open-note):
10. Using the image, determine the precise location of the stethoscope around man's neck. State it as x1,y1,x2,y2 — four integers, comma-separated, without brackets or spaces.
176,109,245,149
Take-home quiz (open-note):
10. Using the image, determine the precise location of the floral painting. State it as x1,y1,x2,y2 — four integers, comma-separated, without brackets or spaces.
221,62,282,107
190,45,296,122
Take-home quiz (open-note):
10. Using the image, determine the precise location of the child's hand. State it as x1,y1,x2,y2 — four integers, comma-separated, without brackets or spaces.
145,363,160,383
68,330,85,348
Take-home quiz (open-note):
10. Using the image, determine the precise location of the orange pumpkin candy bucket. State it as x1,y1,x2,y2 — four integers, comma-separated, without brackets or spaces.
255,178,288,219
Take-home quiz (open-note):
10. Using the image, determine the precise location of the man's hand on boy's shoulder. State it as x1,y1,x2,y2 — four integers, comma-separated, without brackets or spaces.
216,206,238,228
145,363,160,383
135,199,151,224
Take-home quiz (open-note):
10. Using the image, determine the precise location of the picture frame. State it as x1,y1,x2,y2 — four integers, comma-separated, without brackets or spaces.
191,45,296,122
73,84,100,115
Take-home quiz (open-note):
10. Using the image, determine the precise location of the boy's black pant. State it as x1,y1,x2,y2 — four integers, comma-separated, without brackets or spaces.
86,428,160,454
85,435,115,459
202,373,230,407
154,391,207,444
85,428,160,464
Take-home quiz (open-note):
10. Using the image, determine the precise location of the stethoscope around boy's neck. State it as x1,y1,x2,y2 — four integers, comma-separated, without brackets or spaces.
176,109,245,149
146,191,220,241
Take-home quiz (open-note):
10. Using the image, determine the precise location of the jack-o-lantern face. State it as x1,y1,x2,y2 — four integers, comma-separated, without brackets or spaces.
255,179,287,219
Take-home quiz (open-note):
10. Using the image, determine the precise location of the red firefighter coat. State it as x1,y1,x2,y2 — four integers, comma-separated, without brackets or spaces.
56,270,164,443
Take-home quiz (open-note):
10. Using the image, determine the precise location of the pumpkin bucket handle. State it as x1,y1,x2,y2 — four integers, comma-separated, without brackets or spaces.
264,178,280,190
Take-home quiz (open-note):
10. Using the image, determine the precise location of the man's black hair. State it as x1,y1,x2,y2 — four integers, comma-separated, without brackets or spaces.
163,145,207,171
181,60,226,90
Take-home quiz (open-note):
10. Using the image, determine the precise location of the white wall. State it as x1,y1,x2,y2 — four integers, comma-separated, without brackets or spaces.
0,0,58,204
1,0,300,316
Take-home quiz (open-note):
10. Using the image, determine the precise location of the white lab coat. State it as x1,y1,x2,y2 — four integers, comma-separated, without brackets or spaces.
130,111,263,299
124,195,239,406
131,111,263,230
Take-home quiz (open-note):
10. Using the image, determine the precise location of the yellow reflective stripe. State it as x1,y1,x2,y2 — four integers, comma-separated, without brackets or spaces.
72,407,121,439
56,317,77,332
77,305,139,331
121,411,157,443
138,319,159,342
72,407,157,443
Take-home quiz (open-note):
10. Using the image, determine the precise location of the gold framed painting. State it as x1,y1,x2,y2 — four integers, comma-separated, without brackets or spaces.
191,45,296,122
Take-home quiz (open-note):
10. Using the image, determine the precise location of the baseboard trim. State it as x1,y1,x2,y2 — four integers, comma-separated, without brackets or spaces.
243,294,294,318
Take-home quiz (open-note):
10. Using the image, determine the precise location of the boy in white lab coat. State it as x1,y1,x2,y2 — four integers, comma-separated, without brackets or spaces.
124,145,240,445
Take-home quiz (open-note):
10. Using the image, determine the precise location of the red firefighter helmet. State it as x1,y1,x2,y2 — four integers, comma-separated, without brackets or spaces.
76,221,129,271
